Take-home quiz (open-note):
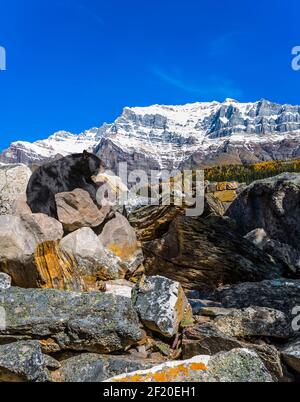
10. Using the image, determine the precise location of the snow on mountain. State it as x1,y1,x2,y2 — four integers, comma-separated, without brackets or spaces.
94,98,300,171
0,126,109,165
2,99,300,169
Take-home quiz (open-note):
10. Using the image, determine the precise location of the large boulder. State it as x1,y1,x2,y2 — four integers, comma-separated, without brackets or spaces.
0,164,32,215
60,227,125,287
0,341,55,382
20,213,64,243
98,212,143,273
0,287,144,353
0,214,64,288
34,241,86,291
128,204,184,242
55,189,111,232
143,216,283,291
214,279,300,319
52,353,157,382
106,349,274,382
213,307,291,339
245,228,300,275
227,173,300,251
132,276,193,338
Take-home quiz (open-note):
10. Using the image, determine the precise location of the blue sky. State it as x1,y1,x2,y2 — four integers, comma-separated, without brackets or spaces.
0,0,300,150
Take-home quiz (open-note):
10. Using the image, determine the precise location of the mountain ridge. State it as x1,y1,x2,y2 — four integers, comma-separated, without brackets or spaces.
2,98,300,169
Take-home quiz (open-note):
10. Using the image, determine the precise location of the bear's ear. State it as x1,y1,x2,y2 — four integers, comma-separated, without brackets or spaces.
83,150,88,159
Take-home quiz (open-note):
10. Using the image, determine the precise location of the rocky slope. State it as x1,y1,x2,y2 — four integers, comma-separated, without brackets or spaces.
2,99,300,169
1,164,300,382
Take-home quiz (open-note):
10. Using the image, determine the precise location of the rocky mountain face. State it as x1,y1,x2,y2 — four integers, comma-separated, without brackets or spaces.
95,99,300,172
2,99,300,169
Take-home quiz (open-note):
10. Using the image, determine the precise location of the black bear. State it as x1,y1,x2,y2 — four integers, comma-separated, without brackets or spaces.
26,151,105,219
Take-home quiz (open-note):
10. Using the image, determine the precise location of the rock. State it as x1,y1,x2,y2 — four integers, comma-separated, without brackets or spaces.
60,227,124,287
105,279,134,298
132,276,193,338
11,195,32,216
55,189,111,232
244,228,269,250
106,349,274,382
226,182,239,190
0,164,32,215
282,338,300,374
0,213,71,288
52,353,157,382
99,212,144,273
20,213,64,243
0,287,144,353
198,306,235,317
182,323,284,380
215,279,300,319
0,215,37,286
0,273,11,290
227,173,300,251
189,300,221,315
34,241,87,291
143,216,283,291
182,322,243,358
213,190,237,203
203,193,226,217
245,228,300,275
0,340,55,382
128,204,184,242
213,307,291,339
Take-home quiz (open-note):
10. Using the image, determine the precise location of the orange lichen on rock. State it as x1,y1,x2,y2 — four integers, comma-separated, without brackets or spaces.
108,359,208,382
108,243,138,261
34,241,87,291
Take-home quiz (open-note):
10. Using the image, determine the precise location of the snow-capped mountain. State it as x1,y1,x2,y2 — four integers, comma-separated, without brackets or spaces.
2,99,300,169
94,98,300,171
0,126,108,165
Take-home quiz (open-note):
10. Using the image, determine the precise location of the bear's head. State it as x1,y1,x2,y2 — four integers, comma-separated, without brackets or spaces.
81,150,106,178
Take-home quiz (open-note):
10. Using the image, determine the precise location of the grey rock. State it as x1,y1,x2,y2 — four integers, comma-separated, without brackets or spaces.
105,279,134,299
132,276,192,338
227,173,300,253
0,287,144,353
215,279,300,319
182,323,283,380
0,273,11,290
0,340,55,382
106,349,274,382
200,348,274,382
245,228,300,275
214,307,291,339
0,164,32,215
189,300,221,315
53,353,156,382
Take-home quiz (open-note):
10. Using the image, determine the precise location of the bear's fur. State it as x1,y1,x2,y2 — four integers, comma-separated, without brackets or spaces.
26,151,105,219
